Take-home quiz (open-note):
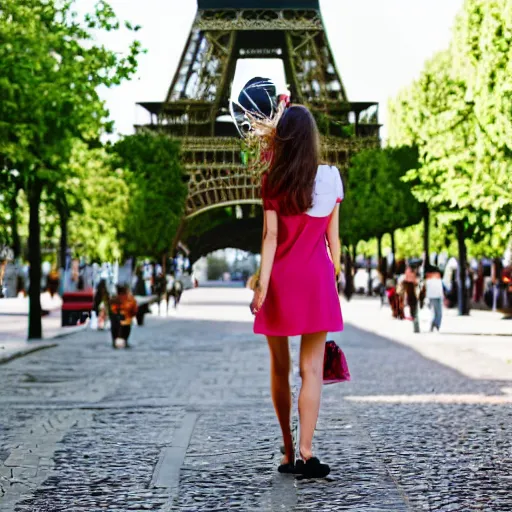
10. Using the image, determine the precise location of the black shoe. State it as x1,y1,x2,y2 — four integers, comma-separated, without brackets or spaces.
295,457,330,478
278,462,296,474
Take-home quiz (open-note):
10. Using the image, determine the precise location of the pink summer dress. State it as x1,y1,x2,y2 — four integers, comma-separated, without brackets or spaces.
254,165,344,337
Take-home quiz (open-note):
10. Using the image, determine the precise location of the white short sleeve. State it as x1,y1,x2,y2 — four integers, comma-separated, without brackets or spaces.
333,166,344,203
307,165,343,217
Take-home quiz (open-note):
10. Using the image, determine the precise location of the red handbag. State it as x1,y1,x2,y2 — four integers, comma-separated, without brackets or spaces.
323,340,351,384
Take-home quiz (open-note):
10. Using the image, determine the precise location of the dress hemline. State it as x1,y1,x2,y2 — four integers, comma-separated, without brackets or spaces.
254,325,344,337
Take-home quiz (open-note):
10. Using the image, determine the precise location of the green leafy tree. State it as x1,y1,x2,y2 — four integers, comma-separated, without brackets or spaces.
452,0,512,227
390,49,479,314
0,0,142,338
341,146,422,262
65,141,130,262
112,133,188,261
389,1,512,314
0,167,22,258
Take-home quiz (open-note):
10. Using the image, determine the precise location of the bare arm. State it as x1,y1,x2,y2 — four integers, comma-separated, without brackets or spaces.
251,209,278,313
259,209,278,291
326,204,341,276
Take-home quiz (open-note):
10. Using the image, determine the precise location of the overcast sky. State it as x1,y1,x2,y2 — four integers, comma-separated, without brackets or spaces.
82,0,464,141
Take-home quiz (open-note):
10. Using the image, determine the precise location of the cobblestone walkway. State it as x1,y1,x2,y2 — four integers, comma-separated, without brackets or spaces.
0,288,511,511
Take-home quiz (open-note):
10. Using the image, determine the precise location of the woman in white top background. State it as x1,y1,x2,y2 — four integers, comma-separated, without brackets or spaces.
425,265,444,331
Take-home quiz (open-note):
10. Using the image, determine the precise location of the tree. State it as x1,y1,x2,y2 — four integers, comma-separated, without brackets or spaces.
0,0,142,338
391,49,479,314
340,146,422,266
452,0,512,226
112,132,188,261
389,1,512,314
0,167,22,259
65,141,130,262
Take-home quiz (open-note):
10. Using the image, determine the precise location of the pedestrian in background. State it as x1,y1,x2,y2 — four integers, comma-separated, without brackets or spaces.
93,279,110,330
109,285,138,349
398,265,422,333
250,105,343,478
473,261,484,303
153,271,167,315
425,266,444,331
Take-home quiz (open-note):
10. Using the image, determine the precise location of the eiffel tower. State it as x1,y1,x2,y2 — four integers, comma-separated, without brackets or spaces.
137,0,380,245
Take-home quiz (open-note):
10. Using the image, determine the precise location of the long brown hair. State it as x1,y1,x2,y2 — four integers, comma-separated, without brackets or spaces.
264,105,320,215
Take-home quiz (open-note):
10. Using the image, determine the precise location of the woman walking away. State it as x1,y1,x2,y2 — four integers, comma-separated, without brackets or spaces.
425,265,444,331
250,105,344,478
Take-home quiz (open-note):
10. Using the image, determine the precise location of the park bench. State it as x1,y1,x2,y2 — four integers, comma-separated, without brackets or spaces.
61,290,94,326
61,292,159,328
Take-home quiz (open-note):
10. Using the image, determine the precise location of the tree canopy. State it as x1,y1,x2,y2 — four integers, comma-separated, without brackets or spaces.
388,0,512,257
112,132,188,259
340,146,422,246
0,0,142,338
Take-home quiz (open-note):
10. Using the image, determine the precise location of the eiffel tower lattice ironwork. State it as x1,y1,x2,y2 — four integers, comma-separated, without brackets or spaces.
137,0,380,220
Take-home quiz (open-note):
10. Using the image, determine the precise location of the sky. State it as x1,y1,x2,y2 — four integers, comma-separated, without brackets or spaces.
81,0,465,142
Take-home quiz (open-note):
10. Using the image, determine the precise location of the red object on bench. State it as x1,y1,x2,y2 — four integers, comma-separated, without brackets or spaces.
61,290,94,326
62,301,94,311
62,290,94,301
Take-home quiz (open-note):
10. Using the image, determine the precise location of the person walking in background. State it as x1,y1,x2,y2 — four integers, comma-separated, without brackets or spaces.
399,265,422,333
491,258,503,311
386,278,403,319
425,265,444,331
153,270,167,315
473,261,484,304
166,273,183,311
109,285,138,349
46,267,60,298
250,105,343,478
93,279,110,330
142,260,153,296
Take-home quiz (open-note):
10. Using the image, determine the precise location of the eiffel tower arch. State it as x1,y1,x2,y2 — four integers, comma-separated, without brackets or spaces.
136,0,380,257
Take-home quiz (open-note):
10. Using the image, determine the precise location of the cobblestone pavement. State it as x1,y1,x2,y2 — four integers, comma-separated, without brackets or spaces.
343,296,512,382
0,288,511,511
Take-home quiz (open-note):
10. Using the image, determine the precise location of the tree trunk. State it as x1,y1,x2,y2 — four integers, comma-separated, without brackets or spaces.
352,243,357,268
56,198,68,296
377,234,385,281
456,220,469,316
423,205,430,269
390,230,396,275
59,206,68,272
28,181,43,339
162,252,167,275
344,247,354,301
171,218,186,256
366,256,373,296
10,193,21,259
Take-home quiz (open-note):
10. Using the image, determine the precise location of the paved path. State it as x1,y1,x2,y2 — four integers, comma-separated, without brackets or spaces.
0,294,157,362
0,296,86,363
0,288,511,511
344,296,512,382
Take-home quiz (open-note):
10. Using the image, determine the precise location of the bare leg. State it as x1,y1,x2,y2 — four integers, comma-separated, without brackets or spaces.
267,336,294,464
298,332,327,460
